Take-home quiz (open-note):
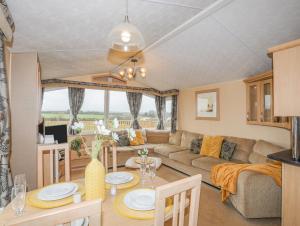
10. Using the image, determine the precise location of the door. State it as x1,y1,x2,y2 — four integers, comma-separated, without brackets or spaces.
246,82,260,123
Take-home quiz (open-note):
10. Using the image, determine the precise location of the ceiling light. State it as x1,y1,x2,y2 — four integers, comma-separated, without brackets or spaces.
117,58,146,80
108,0,145,52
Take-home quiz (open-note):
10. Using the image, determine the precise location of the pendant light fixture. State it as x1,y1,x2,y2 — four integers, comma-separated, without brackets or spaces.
108,0,145,52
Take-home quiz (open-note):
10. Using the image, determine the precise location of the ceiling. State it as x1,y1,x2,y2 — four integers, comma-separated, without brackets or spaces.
7,0,300,90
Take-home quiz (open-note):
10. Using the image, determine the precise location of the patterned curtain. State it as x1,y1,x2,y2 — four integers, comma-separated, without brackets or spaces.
171,95,178,133
126,92,143,129
155,96,166,130
68,87,85,135
0,0,14,207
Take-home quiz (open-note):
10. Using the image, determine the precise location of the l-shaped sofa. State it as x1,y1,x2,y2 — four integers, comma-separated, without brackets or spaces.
69,129,284,218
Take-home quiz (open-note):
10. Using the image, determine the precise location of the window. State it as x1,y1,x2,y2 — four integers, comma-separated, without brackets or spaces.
42,88,70,126
78,89,105,134
108,91,131,129
139,95,158,128
165,98,172,129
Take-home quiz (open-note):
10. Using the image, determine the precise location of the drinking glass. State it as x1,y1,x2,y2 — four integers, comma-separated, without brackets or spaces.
14,174,26,192
11,184,26,216
140,162,147,187
148,162,156,188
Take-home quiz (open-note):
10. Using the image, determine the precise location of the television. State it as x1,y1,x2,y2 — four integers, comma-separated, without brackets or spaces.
44,125,68,144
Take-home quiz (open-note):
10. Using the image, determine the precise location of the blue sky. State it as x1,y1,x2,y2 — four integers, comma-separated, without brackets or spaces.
42,89,171,113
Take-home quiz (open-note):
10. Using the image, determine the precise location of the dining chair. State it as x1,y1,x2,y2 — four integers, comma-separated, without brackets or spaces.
154,174,202,226
100,143,117,173
5,199,101,226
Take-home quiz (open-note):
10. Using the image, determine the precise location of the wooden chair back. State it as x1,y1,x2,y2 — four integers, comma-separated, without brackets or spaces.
5,199,101,226
154,174,202,226
100,144,117,173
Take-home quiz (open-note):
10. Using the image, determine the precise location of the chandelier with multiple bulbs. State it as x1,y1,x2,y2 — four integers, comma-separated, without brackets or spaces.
118,58,146,80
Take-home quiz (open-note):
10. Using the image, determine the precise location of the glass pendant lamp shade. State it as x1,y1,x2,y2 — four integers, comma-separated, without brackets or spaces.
108,16,145,52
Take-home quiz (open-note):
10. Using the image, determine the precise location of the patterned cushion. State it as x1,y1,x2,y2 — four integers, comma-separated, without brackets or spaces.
130,131,145,146
180,131,201,148
200,135,224,159
117,136,130,147
220,141,237,160
190,138,203,154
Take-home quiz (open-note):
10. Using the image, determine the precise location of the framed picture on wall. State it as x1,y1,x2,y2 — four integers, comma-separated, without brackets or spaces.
195,89,220,120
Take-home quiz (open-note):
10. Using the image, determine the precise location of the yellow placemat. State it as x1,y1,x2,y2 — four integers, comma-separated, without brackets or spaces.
105,172,140,190
114,189,173,220
27,183,85,209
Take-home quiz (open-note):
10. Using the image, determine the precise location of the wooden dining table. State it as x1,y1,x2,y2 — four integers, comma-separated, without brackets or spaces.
0,172,169,226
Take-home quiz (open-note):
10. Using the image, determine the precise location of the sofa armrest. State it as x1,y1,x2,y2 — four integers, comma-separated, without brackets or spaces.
229,171,281,218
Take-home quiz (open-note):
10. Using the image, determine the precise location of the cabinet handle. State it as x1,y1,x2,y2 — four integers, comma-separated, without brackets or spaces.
246,112,249,121
260,112,264,121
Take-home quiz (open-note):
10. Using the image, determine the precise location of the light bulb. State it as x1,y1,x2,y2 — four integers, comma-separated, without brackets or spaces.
119,70,125,77
128,73,133,79
140,72,146,78
127,67,133,73
121,31,131,43
140,67,146,73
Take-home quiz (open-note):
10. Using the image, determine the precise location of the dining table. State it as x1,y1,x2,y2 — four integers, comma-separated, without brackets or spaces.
0,171,170,226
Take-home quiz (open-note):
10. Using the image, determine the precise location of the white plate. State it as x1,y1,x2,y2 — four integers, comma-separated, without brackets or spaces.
105,172,134,185
123,189,155,211
38,183,78,201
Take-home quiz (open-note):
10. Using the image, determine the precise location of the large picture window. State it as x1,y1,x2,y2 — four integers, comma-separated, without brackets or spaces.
139,95,158,129
108,91,131,129
42,88,166,134
42,88,70,126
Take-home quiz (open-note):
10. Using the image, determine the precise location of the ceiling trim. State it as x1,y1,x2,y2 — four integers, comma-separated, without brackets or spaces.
42,78,179,96
141,0,204,10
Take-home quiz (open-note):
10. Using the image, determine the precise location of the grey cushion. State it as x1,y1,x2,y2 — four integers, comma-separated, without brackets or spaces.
220,141,237,160
154,144,186,157
191,138,203,154
117,136,130,146
169,150,200,166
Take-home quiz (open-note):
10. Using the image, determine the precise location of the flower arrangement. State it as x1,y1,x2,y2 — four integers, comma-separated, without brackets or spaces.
71,122,84,134
138,147,149,157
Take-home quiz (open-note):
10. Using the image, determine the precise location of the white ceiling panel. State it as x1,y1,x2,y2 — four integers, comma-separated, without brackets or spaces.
6,0,300,90
136,16,270,90
213,0,300,60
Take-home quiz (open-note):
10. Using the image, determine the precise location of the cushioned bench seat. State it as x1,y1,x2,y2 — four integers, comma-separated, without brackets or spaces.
191,156,244,171
169,150,200,165
153,144,186,157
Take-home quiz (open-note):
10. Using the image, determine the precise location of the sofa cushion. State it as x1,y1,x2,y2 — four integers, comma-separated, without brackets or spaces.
192,157,230,171
200,135,224,158
146,130,170,144
169,130,183,146
180,131,202,148
248,140,284,164
154,144,186,157
225,136,255,162
220,140,237,160
169,150,200,166
191,138,203,154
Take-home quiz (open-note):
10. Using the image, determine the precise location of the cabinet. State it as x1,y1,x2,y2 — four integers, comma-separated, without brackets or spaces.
244,71,290,129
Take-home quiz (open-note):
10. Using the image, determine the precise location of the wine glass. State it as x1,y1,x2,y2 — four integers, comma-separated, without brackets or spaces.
14,174,26,192
11,184,26,216
140,162,147,187
148,161,156,188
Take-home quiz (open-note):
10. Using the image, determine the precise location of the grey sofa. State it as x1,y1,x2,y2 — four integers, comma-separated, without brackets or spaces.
151,130,284,219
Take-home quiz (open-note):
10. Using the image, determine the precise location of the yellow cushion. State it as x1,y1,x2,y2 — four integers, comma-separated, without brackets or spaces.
130,130,145,146
200,135,224,158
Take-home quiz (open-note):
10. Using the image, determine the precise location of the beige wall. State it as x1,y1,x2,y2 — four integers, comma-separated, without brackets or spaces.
10,52,39,190
178,79,291,148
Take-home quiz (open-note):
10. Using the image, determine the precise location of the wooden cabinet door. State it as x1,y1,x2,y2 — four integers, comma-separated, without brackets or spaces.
246,82,260,123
